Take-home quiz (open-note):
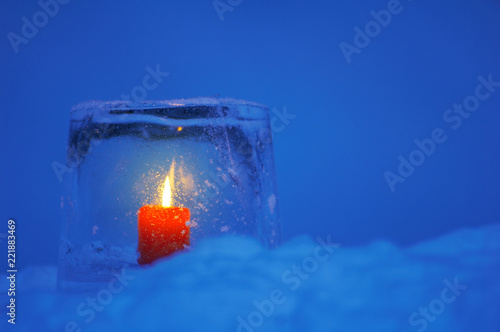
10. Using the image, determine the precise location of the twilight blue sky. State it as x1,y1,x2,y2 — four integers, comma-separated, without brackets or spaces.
1,0,500,266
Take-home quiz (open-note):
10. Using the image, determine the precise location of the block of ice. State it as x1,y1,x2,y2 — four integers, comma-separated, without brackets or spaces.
59,97,281,290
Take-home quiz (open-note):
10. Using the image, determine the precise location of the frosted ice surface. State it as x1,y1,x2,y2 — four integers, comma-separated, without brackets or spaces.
1,223,499,331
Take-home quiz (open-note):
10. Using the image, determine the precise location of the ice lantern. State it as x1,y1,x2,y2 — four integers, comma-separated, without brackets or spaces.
58,97,281,290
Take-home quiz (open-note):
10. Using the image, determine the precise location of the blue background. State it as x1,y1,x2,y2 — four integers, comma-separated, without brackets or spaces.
1,0,500,267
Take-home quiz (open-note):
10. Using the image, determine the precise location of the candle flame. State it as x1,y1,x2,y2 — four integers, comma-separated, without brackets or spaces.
162,176,172,207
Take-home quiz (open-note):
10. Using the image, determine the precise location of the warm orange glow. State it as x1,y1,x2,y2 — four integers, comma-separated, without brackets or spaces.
162,176,172,207
177,126,183,132
137,162,190,265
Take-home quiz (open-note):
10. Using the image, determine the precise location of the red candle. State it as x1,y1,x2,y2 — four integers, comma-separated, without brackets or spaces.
137,176,190,265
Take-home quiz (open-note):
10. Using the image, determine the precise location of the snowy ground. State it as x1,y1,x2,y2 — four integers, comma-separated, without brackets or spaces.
1,223,499,331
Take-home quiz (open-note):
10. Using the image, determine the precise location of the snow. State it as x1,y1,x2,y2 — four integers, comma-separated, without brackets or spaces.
1,224,499,331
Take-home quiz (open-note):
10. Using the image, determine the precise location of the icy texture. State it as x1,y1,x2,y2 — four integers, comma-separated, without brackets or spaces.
2,223,499,331
60,97,281,289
